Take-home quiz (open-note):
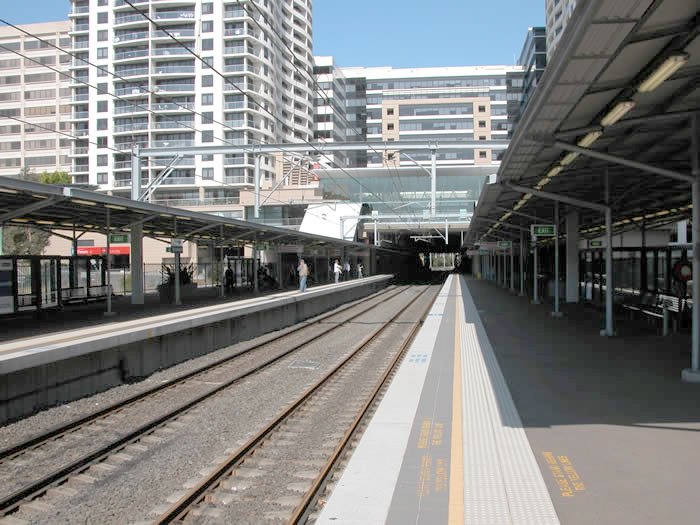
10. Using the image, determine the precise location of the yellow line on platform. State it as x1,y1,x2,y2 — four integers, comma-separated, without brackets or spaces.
448,277,465,525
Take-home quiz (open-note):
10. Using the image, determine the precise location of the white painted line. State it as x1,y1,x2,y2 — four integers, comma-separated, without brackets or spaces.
316,276,453,525
459,276,560,525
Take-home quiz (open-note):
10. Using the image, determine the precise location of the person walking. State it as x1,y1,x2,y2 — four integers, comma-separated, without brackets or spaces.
333,259,342,284
297,258,309,292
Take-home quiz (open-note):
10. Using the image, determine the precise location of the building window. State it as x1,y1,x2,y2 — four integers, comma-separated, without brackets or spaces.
201,93,213,105
202,39,214,51
97,30,108,42
202,130,213,143
202,2,213,14
97,82,108,92
97,154,108,166
97,100,108,112
387,123,394,130
202,20,213,33
386,108,394,116
97,173,107,184
479,151,487,158
478,120,486,128
478,105,486,112
97,48,108,59
98,0,107,5
96,136,107,148
97,119,108,130
202,56,213,68
202,167,214,179
201,111,213,124
202,154,214,162
202,75,213,87
479,135,486,140
97,12,108,24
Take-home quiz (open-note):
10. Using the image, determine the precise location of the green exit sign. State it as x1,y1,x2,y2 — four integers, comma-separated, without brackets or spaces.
589,240,603,247
109,233,129,244
497,241,512,249
531,224,555,237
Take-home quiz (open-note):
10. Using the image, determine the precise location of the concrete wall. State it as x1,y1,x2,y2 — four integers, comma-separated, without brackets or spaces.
0,276,391,424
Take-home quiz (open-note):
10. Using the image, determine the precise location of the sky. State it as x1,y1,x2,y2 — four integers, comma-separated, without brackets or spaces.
2,0,545,68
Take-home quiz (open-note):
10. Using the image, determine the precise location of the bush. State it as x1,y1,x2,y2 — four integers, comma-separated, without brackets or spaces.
161,263,194,286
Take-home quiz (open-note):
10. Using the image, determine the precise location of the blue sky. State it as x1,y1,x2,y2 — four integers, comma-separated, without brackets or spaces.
2,1,545,67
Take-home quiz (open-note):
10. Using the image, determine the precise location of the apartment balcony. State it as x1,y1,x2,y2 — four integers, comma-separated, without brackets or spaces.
113,31,149,44
223,8,246,19
153,84,195,93
152,140,194,148
114,13,148,26
159,177,196,186
152,65,195,75
69,5,89,16
152,46,191,57
71,93,89,103
74,129,89,137
223,45,246,55
113,178,149,187
70,111,90,121
72,164,89,173
224,175,254,185
153,120,194,130
114,49,150,62
154,10,195,21
115,85,149,96
151,29,195,40
114,103,149,115
71,147,89,156
113,122,149,133
114,0,148,8
115,66,149,78
114,141,148,151
150,102,194,112
72,41,89,49
69,23,90,34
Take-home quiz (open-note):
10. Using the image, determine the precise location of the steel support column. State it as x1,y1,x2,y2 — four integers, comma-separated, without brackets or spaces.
105,208,113,316
552,201,562,317
130,148,144,305
683,113,700,381
430,148,437,217
533,240,540,304
174,219,181,306
510,243,515,292
519,231,525,296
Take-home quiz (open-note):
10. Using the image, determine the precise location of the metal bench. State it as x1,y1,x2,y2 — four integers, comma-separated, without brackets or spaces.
627,293,689,334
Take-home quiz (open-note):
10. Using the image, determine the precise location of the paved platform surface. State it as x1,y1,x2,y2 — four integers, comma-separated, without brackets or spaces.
318,275,699,524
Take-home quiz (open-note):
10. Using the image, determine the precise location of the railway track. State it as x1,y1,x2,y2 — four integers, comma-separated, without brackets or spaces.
0,285,411,518
150,284,439,524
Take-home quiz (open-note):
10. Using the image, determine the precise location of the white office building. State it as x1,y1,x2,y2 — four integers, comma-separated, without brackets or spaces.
0,21,72,178
68,0,314,207
337,65,522,168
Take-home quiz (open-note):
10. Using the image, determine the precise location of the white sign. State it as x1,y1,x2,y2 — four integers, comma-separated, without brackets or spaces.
171,238,184,248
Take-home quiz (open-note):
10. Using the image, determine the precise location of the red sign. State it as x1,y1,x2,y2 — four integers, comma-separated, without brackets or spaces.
77,246,131,256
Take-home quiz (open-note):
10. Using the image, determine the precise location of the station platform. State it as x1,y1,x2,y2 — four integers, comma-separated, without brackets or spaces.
318,275,699,525
0,276,391,423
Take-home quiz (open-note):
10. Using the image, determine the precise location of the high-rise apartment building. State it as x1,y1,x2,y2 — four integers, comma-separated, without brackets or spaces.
546,0,577,59
336,65,521,168
68,0,314,206
507,27,547,135
0,21,72,178
312,56,347,169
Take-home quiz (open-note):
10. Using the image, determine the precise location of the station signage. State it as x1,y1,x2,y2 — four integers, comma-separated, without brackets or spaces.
497,241,512,249
109,233,129,244
77,246,131,256
531,224,556,237
589,240,603,247
166,246,183,254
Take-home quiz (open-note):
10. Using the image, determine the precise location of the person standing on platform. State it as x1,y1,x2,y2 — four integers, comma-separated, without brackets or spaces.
357,261,364,279
297,258,308,292
224,264,234,295
343,260,351,281
333,259,342,284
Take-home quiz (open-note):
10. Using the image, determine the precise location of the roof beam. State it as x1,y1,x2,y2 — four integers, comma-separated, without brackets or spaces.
0,197,63,225
553,140,694,183
504,182,609,213
554,110,695,140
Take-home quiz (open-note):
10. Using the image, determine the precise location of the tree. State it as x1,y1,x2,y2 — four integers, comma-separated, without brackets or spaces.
1,169,71,255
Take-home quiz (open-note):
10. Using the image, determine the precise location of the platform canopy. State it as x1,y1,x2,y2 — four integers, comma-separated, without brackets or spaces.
0,176,378,253
467,0,699,245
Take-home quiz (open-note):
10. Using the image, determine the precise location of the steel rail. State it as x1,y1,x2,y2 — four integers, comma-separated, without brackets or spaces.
0,285,398,463
289,284,439,523
0,286,409,516
153,284,434,524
